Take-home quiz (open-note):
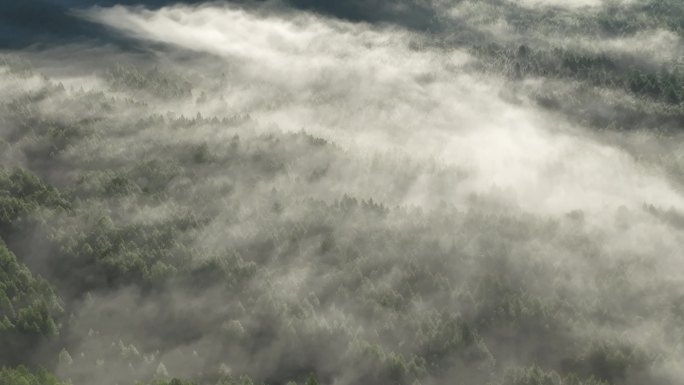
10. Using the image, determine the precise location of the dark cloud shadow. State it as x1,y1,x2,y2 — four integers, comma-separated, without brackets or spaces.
262,0,442,31
0,0,445,49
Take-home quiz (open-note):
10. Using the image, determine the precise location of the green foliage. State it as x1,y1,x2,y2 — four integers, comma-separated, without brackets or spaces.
0,366,68,385
474,43,684,107
415,311,494,371
501,366,562,385
215,375,255,385
0,239,63,364
135,378,199,385
0,168,68,230
50,209,204,289
349,340,427,384
0,240,62,349
563,341,653,383
499,365,607,385
103,65,192,99
304,373,318,385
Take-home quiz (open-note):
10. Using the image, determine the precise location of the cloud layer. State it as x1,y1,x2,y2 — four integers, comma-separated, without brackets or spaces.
2,1,684,385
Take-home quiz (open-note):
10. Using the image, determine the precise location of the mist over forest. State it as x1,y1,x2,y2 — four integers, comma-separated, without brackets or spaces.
2,1,684,385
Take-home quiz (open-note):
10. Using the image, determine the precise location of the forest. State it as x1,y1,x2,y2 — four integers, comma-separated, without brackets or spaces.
1,0,684,384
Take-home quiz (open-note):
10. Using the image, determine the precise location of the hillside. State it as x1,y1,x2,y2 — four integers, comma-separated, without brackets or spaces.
1,1,684,385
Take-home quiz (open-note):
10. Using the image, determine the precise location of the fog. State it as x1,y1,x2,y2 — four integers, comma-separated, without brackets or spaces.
82,3,684,216
506,0,636,9
2,1,684,385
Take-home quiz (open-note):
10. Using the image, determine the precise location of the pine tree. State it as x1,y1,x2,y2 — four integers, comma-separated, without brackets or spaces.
305,373,319,385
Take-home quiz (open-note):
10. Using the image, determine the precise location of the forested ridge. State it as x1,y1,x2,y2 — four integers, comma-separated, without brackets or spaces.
1,0,684,384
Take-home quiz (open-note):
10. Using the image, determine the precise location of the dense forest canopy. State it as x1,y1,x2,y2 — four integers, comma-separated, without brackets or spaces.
1,0,684,384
